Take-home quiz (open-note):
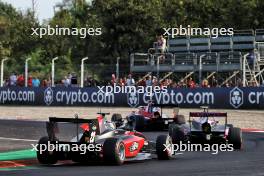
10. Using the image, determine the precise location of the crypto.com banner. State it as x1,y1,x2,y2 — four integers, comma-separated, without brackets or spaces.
0,87,264,109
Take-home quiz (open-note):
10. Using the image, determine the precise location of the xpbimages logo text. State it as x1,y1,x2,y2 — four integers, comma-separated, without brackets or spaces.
163,25,234,38
164,141,234,155
97,85,168,96
31,141,102,155
31,25,102,38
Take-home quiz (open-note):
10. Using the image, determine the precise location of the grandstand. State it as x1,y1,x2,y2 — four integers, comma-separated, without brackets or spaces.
130,29,264,87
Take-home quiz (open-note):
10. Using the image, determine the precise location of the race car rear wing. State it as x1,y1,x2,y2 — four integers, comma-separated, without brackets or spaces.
189,112,228,130
46,117,100,141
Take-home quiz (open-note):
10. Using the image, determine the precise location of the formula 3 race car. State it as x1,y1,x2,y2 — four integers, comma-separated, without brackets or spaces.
36,113,173,166
168,107,242,149
120,102,185,131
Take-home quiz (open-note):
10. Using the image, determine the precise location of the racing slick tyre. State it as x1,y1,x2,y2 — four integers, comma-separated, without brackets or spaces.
134,115,145,131
36,136,58,165
111,113,123,127
169,124,185,144
103,138,126,165
156,135,173,160
228,127,242,150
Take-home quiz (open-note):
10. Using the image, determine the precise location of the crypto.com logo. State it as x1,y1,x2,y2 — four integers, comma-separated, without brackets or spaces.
127,92,139,108
230,87,243,108
44,87,53,105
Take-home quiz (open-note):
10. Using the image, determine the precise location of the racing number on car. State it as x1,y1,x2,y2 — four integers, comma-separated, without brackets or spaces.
90,131,96,143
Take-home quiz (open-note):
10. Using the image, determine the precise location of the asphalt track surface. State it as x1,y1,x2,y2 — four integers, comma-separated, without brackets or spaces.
0,119,263,176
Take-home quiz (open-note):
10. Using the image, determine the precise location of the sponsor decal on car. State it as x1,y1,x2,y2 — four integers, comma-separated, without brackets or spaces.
129,142,139,152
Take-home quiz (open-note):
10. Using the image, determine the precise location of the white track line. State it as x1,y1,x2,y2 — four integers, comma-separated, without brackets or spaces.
0,137,37,142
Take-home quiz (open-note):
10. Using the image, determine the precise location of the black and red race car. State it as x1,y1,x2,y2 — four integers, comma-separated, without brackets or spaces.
123,102,184,131
36,113,173,165
168,107,242,149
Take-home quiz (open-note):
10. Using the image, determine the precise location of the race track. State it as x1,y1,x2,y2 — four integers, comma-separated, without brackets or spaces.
0,119,263,176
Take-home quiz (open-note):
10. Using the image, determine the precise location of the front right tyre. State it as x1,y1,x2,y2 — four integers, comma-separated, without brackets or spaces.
156,135,173,160
36,136,57,165
169,123,185,144
103,138,125,165
228,127,242,150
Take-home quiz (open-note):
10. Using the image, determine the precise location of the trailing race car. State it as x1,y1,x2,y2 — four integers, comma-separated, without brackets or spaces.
122,102,184,131
168,107,242,149
36,113,173,166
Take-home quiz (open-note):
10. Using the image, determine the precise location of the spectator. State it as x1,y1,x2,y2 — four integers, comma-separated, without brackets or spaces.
111,74,116,85
17,74,24,87
188,77,195,88
42,78,51,87
236,78,243,87
163,79,171,87
85,77,92,87
62,76,71,87
42,79,47,87
228,80,234,87
156,34,167,62
126,74,135,86
90,77,98,87
119,78,126,86
4,78,9,87
123,77,127,85
9,73,17,86
145,76,152,86
67,73,72,86
71,73,78,87
178,80,187,88
211,76,218,87
156,34,167,53
171,82,178,88
247,49,257,70
32,77,40,87
47,78,52,87
152,76,159,86
28,76,33,87
202,79,209,88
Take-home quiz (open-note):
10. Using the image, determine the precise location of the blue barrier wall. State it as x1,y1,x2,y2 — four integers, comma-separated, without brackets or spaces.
0,87,263,109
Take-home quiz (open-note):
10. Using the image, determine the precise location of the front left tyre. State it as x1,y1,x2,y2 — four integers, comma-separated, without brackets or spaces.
228,127,242,150
36,136,57,165
103,138,126,165
169,123,185,144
